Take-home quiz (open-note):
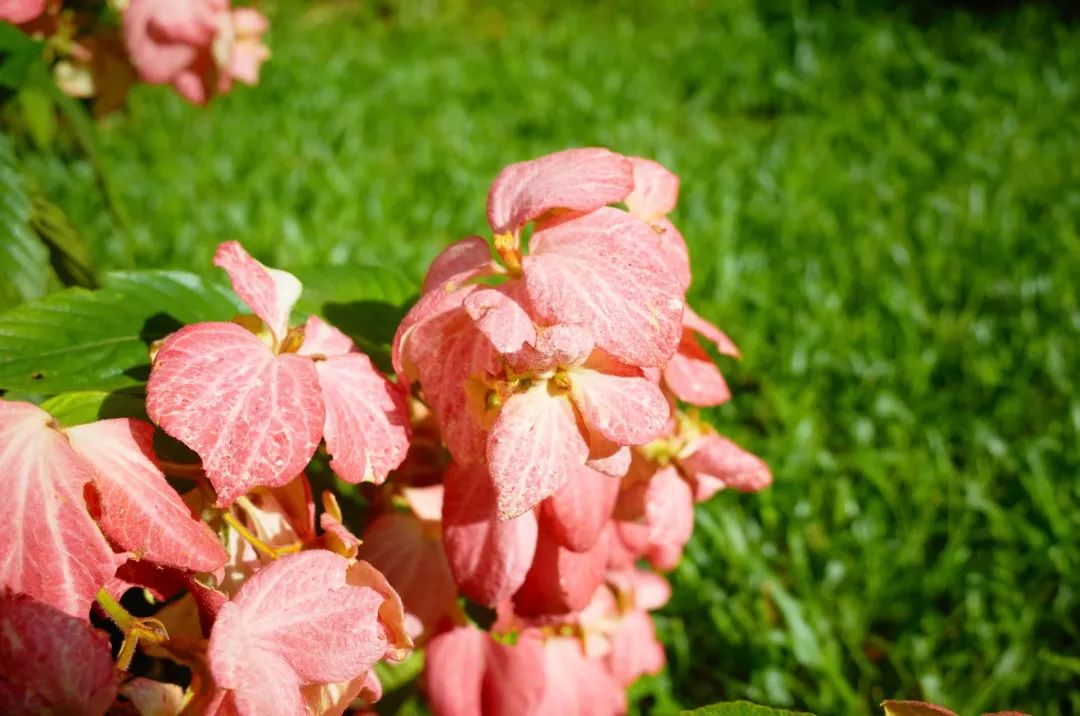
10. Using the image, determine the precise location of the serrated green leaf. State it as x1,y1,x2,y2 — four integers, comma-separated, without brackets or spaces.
0,270,244,393
39,389,148,427
0,134,49,311
681,701,816,716
293,263,417,372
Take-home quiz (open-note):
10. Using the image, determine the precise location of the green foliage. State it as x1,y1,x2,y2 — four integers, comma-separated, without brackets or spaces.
0,135,48,311
293,263,416,371
5,1,1080,714
39,389,149,427
683,701,814,716
0,271,242,393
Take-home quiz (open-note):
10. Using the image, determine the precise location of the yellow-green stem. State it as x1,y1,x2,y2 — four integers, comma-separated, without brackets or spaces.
95,587,134,632
223,509,281,560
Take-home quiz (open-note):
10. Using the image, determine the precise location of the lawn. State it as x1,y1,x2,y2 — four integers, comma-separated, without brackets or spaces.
13,0,1080,713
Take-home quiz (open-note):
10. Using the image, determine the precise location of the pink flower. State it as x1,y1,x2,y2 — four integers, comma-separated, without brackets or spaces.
0,0,48,25
0,400,226,618
442,461,540,606
123,0,269,105
356,488,459,638
147,241,410,507
610,414,771,570
476,317,670,520
0,594,117,716
424,625,625,716
206,550,411,715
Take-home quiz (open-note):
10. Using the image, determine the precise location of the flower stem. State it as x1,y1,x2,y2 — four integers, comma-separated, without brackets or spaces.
95,587,134,632
223,509,281,560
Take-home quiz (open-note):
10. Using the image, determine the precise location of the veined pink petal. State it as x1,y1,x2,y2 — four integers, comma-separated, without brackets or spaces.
464,286,537,354
506,322,594,375
120,677,185,716
393,292,495,465
543,464,619,552
482,632,547,715
0,0,47,25
487,386,589,520
605,610,665,687
356,513,457,632
0,401,121,618
0,594,117,716
442,462,538,605
514,523,608,616
298,315,355,358
424,626,487,716
570,367,669,446
679,433,772,498
487,148,633,236
664,332,732,406
535,636,626,716
421,236,500,295
146,322,324,507
643,466,694,570
316,353,410,484
213,241,302,343
684,305,740,358
625,157,679,220
345,560,413,662
208,551,394,715
66,418,226,573
654,217,692,290
524,207,684,367
586,444,631,478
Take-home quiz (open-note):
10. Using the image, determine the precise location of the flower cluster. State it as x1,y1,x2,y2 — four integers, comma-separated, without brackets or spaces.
0,148,768,715
1,0,269,112
389,148,772,712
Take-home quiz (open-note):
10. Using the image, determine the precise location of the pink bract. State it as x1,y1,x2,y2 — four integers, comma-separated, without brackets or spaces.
442,461,538,606
0,401,122,617
0,0,47,24
425,625,547,716
487,147,633,237
207,550,410,715
0,594,117,716
147,242,410,506
356,511,458,635
123,0,269,105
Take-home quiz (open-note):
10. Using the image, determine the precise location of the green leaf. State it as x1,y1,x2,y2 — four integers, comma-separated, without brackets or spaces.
880,702,957,716
0,134,49,312
39,389,148,427
30,193,98,288
0,270,244,394
682,701,816,716
293,263,417,372
0,23,42,89
16,86,57,149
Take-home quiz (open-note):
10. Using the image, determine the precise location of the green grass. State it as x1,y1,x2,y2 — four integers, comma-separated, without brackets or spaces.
14,0,1080,713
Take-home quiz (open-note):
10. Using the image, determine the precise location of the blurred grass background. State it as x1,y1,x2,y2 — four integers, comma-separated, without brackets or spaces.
11,0,1080,713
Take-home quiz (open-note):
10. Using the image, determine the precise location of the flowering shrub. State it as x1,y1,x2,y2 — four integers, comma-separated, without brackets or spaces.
0,148,771,714
1,0,269,112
